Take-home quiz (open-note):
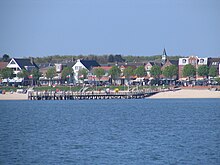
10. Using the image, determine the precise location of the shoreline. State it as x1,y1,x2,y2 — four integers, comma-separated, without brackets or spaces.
0,89,220,100
149,89,220,99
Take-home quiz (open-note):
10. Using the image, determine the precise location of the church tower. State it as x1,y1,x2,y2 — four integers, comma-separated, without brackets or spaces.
161,48,167,65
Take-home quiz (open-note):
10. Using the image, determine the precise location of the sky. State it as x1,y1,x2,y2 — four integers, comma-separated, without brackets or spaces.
0,0,220,58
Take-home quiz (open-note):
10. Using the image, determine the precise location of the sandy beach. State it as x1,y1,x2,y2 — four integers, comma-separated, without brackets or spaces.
0,89,220,100
0,92,28,100
149,89,220,99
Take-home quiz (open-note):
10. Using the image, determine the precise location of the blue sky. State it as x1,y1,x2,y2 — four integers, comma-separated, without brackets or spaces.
0,0,219,58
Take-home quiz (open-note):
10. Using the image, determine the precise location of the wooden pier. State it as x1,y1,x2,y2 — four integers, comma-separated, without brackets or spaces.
28,91,158,100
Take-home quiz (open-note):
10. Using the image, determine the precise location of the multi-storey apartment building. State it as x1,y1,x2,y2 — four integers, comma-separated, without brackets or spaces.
178,56,208,80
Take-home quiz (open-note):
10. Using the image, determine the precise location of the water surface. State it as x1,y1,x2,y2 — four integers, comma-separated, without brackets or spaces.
0,99,219,164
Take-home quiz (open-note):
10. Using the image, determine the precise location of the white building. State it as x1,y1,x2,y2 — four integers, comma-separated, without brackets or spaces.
4,58,38,84
7,58,38,77
72,59,100,83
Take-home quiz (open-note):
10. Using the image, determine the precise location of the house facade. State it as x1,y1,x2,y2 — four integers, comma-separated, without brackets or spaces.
161,59,178,70
208,58,220,77
7,58,38,77
39,63,65,86
145,62,162,78
4,58,38,85
88,66,112,83
72,59,100,83
161,59,179,80
178,56,208,80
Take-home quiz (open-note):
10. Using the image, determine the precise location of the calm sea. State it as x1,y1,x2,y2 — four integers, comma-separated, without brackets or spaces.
0,99,219,165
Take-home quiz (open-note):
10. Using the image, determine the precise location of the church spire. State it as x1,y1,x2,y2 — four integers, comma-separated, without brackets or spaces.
163,48,167,56
161,48,167,65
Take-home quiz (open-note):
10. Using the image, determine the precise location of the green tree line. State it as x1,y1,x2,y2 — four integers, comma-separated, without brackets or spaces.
32,54,184,65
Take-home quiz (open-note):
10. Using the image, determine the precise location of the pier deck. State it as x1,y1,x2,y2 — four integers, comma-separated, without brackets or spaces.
28,91,158,100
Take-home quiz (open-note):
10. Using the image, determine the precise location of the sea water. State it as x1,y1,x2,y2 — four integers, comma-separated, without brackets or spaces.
0,99,219,164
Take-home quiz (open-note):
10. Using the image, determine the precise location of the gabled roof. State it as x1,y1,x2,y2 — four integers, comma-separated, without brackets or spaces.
120,65,137,69
149,62,155,66
13,58,38,69
208,58,220,66
80,60,100,70
147,61,162,67
169,60,178,66
161,59,178,70
93,66,112,71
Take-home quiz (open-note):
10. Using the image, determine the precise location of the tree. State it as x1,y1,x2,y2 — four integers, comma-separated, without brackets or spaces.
31,68,41,85
93,67,105,82
114,54,125,62
162,65,178,79
17,69,29,86
150,65,161,79
182,64,196,80
61,66,73,81
17,69,29,79
93,68,105,86
109,66,121,84
209,66,217,77
46,67,56,79
78,68,88,82
0,68,13,85
0,67,13,78
214,77,220,85
134,66,146,77
123,66,134,85
46,67,56,86
150,65,161,85
197,65,209,78
2,54,10,62
108,55,114,63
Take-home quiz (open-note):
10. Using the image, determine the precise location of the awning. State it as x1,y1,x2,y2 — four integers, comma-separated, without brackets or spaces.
15,78,23,83
2,79,8,83
9,79,15,83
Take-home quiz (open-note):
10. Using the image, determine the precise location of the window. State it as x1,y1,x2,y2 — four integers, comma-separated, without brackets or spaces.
10,61,16,64
75,66,83,71
191,60,196,65
182,59,186,63
212,62,218,65
200,59,204,63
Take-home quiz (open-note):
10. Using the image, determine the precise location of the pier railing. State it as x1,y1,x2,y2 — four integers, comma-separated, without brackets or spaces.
28,89,158,100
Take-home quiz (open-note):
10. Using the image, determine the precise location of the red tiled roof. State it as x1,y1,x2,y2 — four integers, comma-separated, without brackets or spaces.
0,62,8,70
120,65,137,69
93,66,112,71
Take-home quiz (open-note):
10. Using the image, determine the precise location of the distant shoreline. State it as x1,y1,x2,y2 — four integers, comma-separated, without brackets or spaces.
0,89,220,100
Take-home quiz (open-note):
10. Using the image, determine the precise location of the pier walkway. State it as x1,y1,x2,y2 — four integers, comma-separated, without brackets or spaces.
28,90,158,100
